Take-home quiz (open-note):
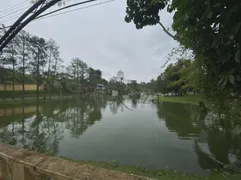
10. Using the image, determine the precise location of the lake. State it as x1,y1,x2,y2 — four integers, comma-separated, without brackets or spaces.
0,95,240,175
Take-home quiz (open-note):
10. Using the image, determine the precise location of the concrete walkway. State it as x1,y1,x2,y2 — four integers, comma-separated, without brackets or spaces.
0,144,153,180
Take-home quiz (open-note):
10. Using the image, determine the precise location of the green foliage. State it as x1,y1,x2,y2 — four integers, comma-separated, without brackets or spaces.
125,0,241,113
88,68,102,85
156,59,195,95
0,28,109,97
125,0,167,29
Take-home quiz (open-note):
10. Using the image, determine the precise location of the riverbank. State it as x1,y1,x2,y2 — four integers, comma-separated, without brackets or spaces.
158,95,199,105
63,158,241,180
0,95,73,106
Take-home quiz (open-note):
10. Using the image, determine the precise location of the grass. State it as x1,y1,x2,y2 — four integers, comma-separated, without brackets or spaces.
58,158,241,180
0,95,73,106
158,95,199,105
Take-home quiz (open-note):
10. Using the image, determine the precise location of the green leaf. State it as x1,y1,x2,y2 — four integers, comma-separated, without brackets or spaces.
218,77,223,85
235,49,240,63
211,39,218,49
229,75,235,84
207,11,212,18
222,76,228,88
236,75,241,82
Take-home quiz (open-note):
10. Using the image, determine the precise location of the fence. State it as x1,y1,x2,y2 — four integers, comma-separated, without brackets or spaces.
0,84,43,91
0,144,150,180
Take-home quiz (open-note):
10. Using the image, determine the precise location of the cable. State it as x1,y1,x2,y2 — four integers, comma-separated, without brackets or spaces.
1,0,115,29
0,0,47,48
37,0,98,19
0,1,29,15
1,12,26,24
37,0,115,20
0,4,31,20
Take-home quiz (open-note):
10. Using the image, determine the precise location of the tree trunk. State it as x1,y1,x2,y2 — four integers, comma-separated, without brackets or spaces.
4,81,6,100
22,35,25,102
12,52,15,101
36,47,40,101
49,58,57,100
45,51,52,101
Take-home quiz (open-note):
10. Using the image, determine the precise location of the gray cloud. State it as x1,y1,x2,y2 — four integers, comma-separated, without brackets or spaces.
1,0,178,82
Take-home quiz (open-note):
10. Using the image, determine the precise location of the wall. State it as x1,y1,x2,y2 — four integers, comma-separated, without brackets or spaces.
0,84,43,91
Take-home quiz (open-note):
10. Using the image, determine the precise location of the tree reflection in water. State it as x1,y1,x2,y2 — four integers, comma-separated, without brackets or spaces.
0,96,107,155
1,97,240,172
156,101,241,171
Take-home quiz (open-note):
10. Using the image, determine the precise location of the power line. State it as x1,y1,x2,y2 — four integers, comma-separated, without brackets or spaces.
1,12,26,24
0,0,48,50
0,0,116,51
0,1,29,15
0,4,31,21
37,0,98,19
1,0,115,29
37,0,115,20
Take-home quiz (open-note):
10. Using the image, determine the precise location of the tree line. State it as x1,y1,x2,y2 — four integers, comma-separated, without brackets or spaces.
125,0,241,116
0,29,108,100
153,59,195,95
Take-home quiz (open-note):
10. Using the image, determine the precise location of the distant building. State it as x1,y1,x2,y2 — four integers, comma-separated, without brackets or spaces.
117,70,124,81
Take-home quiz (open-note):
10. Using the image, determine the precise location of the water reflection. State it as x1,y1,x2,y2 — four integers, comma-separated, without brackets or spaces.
0,98,240,174
156,102,203,138
0,98,105,154
157,102,241,171
0,96,132,153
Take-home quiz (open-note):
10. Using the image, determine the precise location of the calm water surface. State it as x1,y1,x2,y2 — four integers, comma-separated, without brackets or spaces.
0,96,240,175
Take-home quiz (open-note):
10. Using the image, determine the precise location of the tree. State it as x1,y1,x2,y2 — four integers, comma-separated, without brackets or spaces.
125,0,176,40
29,36,48,100
156,74,168,94
125,0,241,110
1,26,110,100
0,36,20,100
45,39,60,99
69,58,88,94
88,68,102,85
18,30,31,101
155,59,196,95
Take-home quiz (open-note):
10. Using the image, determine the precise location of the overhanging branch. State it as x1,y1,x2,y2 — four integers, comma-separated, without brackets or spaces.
158,21,177,40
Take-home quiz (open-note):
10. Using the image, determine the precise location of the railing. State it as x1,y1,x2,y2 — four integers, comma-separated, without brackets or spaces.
0,144,151,180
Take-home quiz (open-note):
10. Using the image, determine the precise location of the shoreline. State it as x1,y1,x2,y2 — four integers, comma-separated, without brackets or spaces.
58,157,241,180
158,95,199,105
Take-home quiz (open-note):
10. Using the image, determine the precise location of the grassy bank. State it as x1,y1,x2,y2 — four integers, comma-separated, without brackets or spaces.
0,95,73,106
158,95,199,105
59,158,241,180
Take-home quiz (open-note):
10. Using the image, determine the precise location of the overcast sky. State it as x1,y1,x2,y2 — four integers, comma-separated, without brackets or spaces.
0,0,178,82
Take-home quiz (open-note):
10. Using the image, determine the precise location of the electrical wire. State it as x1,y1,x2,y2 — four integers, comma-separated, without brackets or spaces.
0,1,30,15
37,0,115,20
37,0,98,19
1,12,27,24
0,4,31,20
1,0,115,29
